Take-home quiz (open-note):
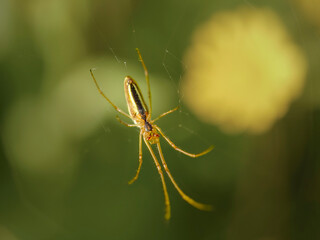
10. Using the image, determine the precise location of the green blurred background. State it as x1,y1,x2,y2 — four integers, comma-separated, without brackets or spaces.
0,0,319,239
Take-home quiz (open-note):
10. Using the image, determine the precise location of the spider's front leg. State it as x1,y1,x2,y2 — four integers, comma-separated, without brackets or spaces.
128,131,143,184
144,137,171,220
155,125,214,157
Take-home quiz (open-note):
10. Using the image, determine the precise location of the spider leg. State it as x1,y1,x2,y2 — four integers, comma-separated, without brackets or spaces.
128,132,143,184
90,69,131,119
144,138,171,220
155,126,214,158
116,116,136,127
152,106,179,123
136,48,152,117
157,142,212,211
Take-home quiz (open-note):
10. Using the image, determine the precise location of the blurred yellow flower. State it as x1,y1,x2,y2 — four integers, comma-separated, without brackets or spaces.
181,7,307,134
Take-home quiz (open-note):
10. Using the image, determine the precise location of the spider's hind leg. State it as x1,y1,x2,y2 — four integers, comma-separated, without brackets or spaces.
116,116,136,127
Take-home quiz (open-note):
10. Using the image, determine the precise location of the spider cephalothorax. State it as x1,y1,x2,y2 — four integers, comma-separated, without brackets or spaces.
144,129,160,144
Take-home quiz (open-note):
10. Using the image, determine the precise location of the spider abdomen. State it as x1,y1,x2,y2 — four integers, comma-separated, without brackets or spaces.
124,76,150,124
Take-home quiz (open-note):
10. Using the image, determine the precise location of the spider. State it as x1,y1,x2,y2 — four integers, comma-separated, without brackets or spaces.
90,48,213,220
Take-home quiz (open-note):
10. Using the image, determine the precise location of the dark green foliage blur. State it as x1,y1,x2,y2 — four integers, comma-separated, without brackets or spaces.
0,0,319,239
